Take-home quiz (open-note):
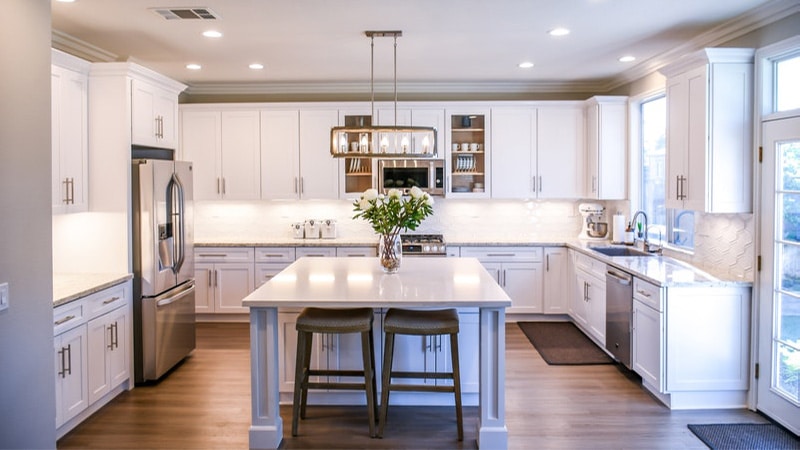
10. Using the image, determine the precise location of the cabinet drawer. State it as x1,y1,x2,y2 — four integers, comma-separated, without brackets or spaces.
574,251,606,279
85,284,127,320
296,247,336,258
195,247,255,263
460,246,543,262
255,247,296,263
54,301,86,336
336,246,377,257
633,278,663,312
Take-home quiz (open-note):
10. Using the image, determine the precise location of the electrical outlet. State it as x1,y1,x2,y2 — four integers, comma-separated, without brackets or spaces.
0,282,9,312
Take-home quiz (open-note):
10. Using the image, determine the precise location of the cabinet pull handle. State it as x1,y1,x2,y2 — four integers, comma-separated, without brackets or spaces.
487,253,515,257
303,254,327,257
62,178,69,204
58,347,67,378
261,254,285,258
108,323,115,350
294,177,299,194
65,344,72,376
198,253,228,258
299,177,304,195
207,269,213,288
539,175,543,192
502,269,507,287
592,176,597,194
69,178,75,204
54,314,76,326
636,289,651,298
217,177,221,194
214,269,218,288
222,178,226,195
102,296,120,305
531,176,536,193
546,254,550,271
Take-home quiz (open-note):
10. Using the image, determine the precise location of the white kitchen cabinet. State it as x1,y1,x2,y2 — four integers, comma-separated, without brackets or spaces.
254,247,296,288
51,51,90,214
181,109,261,200
132,78,180,148
336,246,378,257
87,299,129,404
543,247,569,314
194,247,255,314
298,109,340,199
447,108,490,197
585,96,627,200
570,251,606,345
631,276,751,409
461,247,544,314
296,246,337,258
490,105,584,199
660,48,754,213
411,108,446,158
54,318,88,429
261,109,301,199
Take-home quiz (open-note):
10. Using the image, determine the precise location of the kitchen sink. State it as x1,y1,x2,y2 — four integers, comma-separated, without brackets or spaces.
590,246,655,257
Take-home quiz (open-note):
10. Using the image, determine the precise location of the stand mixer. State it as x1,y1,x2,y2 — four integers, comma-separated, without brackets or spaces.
578,203,608,240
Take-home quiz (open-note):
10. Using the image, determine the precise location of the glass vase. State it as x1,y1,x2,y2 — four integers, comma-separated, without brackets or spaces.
378,233,402,273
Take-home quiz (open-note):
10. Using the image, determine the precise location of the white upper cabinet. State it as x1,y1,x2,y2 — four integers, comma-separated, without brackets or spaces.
660,48,754,213
131,79,180,149
585,96,627,200
491,104,584,199
181,109,261,200
261,109,301,199
298,109,340,199
51,50,90,214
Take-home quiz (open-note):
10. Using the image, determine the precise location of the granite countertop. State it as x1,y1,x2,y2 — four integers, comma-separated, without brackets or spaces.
53,273,133,308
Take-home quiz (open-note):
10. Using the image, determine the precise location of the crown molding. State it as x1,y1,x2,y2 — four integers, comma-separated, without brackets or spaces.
51,29,117,63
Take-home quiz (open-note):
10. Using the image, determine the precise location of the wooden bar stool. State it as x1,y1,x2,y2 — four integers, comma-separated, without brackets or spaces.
378,308,463,440
292,307,378,437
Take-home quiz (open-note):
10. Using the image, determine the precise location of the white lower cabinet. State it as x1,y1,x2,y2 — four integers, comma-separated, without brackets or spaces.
255,247,296,288
55,280,132,438
195,247,255,314
543,247,568,314
569,251,606,345
461,247,544,314
631,276,751,409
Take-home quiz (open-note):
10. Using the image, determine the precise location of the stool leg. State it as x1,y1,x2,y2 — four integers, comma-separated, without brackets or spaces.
378,332,396,438
368,326,379,423
360,330,377,437
299,330,314,420
292,330,309,436
450,332,463,441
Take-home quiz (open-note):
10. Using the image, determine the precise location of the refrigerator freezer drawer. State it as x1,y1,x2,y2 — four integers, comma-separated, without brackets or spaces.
141,281,196,381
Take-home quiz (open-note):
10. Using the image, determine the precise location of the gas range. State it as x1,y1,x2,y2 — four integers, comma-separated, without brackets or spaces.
400,234,447,256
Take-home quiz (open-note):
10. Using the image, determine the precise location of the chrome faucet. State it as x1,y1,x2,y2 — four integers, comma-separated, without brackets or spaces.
630,210,662,254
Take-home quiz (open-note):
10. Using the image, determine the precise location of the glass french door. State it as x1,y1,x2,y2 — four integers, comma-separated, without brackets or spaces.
758,115,800,435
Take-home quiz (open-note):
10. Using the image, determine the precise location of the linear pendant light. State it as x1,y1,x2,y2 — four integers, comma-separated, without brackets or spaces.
330,31,437,158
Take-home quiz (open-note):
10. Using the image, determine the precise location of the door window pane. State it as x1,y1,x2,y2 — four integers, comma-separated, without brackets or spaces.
776,293,800,403
776,55,800,112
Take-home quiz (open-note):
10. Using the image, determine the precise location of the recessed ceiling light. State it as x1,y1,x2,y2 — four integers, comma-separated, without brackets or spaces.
618,55,636,63
202,30,222,38
548,27,570,37
518,61,534,69
56,0,76,3
249,63,264,70
186,63,202,70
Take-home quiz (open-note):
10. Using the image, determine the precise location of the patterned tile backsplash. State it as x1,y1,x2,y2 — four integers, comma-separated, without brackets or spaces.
194,199,755,281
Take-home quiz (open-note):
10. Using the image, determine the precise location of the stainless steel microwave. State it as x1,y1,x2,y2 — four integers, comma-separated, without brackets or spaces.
378,159,445,196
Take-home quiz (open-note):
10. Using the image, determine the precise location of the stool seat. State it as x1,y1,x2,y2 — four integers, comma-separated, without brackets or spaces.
296,307,374,333
379,308,463,441
292,307,377,438
383,308,459,335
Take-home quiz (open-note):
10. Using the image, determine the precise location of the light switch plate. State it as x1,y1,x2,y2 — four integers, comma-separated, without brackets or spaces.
0,282,9,312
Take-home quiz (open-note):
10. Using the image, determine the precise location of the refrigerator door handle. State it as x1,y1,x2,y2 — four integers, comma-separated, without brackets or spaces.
167,173,186,274
155,282,195,307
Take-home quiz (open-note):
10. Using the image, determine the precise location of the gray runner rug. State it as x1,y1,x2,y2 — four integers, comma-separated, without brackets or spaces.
688,423,800,449
517,321,613,365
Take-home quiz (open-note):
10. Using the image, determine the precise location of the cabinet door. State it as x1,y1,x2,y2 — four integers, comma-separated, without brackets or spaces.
632,300,663,391
503,262,544,313
537,106,584,198
572,270,591,329
87,315,110,404
153,88,178,148
684,65,709,212
221,110,261,200
194,263,214,313
299,109,340,199
261,110,300,199
455,311,479,393
490,108,535,198
543,247,568,314
51,66,88,213
586,98,627,200
215,262,255,313
106,306,129,389
586,275,606,344
181,110,222,200
131,79,157,146
55,325,88,427
665,74,687,210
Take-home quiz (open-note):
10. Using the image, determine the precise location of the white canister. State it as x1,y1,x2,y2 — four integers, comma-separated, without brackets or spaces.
304,219,320,239
320,219,337,239
612,213,626,244
290,222,304,239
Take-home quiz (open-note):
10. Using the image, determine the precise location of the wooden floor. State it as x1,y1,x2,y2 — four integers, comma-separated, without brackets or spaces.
57,322,767,449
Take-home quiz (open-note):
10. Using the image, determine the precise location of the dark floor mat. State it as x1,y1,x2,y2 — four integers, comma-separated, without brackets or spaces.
517,321,613,365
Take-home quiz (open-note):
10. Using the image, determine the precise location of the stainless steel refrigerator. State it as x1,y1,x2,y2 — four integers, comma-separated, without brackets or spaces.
132,158,196,383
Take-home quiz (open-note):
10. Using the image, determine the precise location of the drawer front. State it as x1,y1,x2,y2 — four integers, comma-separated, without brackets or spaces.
54,300,86,336
296,247,337,258
255,247,296,263
460,246,543,262
633,278,663,312
195,247,255,263
574,252,606,279
336,246,377,257
255,263,293,288
85,284,127,319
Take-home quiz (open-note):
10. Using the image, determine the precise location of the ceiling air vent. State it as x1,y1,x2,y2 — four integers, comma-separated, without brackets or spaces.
150,7,220,20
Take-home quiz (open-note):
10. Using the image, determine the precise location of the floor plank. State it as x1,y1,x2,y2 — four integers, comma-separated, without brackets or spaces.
57,322,766,449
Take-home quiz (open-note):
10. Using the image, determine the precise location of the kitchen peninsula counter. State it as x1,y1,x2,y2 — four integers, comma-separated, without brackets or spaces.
243,257,511,450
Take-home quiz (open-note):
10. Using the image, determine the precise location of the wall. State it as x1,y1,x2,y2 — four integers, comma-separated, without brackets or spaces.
0,1,57,448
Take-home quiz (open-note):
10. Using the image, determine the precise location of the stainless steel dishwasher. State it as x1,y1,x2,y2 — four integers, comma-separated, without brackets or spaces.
606,268,633,368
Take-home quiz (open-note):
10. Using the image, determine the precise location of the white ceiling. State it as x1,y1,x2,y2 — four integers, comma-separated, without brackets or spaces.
50,0,796,95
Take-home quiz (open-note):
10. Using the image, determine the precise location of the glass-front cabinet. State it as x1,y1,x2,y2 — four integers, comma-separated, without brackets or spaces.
339,112,374,197
447,109,489,197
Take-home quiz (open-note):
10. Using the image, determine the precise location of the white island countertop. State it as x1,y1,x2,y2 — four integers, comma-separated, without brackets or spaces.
243,256,512,308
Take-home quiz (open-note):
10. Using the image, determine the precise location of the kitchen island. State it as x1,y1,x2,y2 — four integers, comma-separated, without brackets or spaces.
243,256,512,449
